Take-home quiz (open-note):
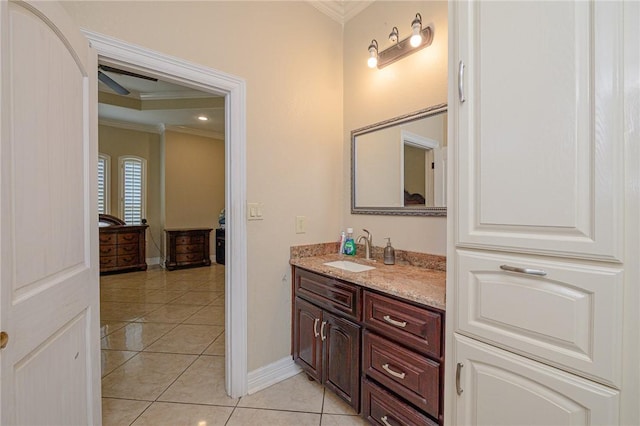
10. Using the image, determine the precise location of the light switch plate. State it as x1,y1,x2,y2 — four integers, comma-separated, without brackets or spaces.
295,216,306,234
247,202,263,220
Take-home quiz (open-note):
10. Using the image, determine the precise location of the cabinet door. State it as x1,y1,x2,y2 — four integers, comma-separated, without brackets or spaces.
323,311,361,411
293,297,322,381
456,249,622,387
453,0,623,262
454,335,619,426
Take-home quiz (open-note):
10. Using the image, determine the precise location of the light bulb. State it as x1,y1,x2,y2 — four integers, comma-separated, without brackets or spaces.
410,13,422,47
367,40,378,69
410,32,422,47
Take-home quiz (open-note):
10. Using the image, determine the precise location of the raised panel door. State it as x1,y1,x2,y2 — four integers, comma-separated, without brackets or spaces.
454,0,623,261
293,297,322,381
454,335,619,426
323,311,361,411
455,249,622,387
0,1,100,423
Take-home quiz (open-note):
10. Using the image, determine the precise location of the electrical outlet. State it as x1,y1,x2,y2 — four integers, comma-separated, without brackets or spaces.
295,216,306,234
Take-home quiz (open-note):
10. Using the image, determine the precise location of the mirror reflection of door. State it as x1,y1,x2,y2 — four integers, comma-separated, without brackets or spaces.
352,105,447,215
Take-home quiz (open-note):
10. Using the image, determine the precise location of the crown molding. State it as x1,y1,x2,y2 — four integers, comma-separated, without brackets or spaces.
99,118,164,134
307,0,373,25
165,125,224,141
138,90,220,101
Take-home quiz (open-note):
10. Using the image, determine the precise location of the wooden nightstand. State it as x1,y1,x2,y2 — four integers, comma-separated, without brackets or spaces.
164,228,212,271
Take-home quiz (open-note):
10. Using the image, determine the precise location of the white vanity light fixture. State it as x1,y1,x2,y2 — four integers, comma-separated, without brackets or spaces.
367,39,379,69
367,12,433,69
197,115,209,121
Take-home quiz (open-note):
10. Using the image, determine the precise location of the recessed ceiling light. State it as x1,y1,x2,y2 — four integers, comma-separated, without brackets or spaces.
198,115,209,121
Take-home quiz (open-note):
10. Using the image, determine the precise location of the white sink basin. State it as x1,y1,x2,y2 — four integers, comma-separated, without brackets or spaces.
323,260,376,273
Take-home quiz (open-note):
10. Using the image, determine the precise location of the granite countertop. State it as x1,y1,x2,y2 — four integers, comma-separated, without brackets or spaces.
290,245,446,311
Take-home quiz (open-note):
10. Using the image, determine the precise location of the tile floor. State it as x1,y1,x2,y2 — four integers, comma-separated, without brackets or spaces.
100,264,368,425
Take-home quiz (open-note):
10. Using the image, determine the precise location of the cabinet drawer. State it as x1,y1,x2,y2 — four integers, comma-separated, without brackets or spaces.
175,244,204,254
100,256,117,268
176,253,204,263
117,243,139,255
175,235,204,245
362,378,437,426
363,331,439,417
117,254,139,266
117,232,139,244
364,291,441,358
456,249,623,387
295,268,361,321
99,233,116,244
99,245,116,256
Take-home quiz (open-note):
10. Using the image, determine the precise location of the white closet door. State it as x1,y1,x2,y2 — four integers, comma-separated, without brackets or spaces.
455,1,623,262
454,335,619,426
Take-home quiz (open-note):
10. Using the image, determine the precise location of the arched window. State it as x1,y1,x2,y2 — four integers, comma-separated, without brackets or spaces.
119,156,146,225
98,153,110,214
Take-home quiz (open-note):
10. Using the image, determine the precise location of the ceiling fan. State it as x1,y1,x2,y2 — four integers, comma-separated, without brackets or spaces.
97,65,158,96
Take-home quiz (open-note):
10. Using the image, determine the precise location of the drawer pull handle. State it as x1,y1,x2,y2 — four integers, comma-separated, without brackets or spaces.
320,321,326,341
383,315,407,328
500,264,547,276
380,415,393,426
313,318,319,338
456,362,464,395
382,363,406,379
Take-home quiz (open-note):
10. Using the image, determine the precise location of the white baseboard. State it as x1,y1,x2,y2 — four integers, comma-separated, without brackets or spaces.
146,257,161,266
247,356,302,395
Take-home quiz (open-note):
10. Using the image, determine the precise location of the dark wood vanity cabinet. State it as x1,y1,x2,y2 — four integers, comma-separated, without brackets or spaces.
293,269,362,411
362,291,444,426
292,266,444,425
165,228,212,270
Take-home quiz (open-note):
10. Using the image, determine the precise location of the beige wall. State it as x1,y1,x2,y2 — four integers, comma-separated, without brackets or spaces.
343,1,448,255
64,1,344,370
164,130,225,256
98,125,162,260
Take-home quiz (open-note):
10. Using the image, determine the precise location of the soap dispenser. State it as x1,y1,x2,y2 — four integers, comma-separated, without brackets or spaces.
383,237,395,265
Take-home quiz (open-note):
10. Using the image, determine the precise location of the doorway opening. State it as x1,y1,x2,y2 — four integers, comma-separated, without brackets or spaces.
86,31,248,399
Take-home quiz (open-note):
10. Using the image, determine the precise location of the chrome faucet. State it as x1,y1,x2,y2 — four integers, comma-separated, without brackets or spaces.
357,229,373,260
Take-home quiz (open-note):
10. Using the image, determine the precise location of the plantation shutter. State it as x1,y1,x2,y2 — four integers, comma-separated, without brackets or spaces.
121,157,144,225
98,157,107,214
98,154,109,214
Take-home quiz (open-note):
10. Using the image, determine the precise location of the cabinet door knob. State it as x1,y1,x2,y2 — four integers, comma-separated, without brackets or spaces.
456,362,464,395
382,363,406,379
383,315,407,328
313,318,319,338
320,321,327,341
380,415,394,426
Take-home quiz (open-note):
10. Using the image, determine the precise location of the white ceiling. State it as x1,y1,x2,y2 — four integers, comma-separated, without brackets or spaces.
98,69,225,138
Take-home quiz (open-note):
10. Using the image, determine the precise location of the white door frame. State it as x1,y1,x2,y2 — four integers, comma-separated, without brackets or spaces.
84,31,248,397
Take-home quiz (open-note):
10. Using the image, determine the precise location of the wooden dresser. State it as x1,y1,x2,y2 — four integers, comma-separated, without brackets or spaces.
99,214,148,274
165,228,212,271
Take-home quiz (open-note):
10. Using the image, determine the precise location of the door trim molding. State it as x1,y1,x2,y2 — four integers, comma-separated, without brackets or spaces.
83,30,248,397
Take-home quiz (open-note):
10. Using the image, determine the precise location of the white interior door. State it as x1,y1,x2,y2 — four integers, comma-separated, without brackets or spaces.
0,1,100,424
